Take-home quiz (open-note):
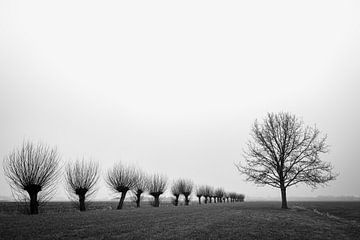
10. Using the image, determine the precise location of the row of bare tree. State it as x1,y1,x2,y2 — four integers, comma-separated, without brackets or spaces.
3,141,244,214
195,186,245,204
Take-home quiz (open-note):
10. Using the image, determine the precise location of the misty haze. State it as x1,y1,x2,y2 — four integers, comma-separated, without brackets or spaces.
0,1,359,239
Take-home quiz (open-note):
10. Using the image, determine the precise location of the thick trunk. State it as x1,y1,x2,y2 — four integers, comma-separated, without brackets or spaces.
280,187,288,209
29,192,39,215
184,195,190,206
198,196,201,204
154,195,160,207
117,191,128,209
213,197,216,203
174,195,179,206
209,196,212,203
204,196,208,204
79,194,86,211
136,193,141,208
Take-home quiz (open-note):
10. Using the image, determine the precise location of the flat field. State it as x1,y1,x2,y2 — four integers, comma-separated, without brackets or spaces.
0,201,359,239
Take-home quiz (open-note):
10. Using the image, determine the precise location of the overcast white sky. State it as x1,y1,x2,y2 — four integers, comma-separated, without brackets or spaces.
0,0,360,200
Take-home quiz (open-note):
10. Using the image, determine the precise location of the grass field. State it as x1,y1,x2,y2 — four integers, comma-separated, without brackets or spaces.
0,201,359,239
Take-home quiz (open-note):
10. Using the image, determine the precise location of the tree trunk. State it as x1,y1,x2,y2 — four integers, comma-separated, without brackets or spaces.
198,196,201,204
213,197,216,203
29,191,39,215
209,196,212,203
184,195,189,206
117,191,127,209
154,195,160,207
204,196,208,204
136,193,141,208
79,194,86,211
174,195,179,206
280,187,288,209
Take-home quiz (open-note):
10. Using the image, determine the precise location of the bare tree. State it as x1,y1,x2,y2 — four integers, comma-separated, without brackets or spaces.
106,163,137,209
203,185,213,204
229,192,236,202
147,174,167,207
215,188,225,203
178,179,193,206
224,192,230,203
195,186,206,204
236,112,337,209
132,169,148,208
65,159,99,211
171,180,182,206
3,141,60,214
237,194,245,202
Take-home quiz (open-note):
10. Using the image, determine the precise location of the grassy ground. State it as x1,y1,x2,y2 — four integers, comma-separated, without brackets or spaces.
0,201,359,239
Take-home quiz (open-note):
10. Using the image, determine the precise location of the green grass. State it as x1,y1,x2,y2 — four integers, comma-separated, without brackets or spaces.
0,202,359,239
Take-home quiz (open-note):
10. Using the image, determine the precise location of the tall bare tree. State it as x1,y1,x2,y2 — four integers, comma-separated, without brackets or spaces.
65,159,99,211
3,141,60,214
147,174,167,207
236,112,337,209
132,169,148,208
106,163,137,209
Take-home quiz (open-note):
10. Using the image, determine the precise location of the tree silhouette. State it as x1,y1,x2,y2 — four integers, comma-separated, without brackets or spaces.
3,141,60,214
178,179,193,206
195,186,206,204
65,159,99,211
215,188,225,203
203,185,213,204
106,163,137,209
132,169,147,208
236,112,337,209
171,180,182,206
147,174,167,207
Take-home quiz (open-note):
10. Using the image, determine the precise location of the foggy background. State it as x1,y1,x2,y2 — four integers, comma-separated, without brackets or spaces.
0,0,359,201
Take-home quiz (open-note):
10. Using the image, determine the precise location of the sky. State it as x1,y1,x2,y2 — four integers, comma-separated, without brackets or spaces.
0,0,359,201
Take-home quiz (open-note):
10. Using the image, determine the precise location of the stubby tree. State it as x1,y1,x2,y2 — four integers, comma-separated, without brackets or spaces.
171,180,182,206
215,188,225,203
178,179,193,206
3,141,60,214
203,185,213,204
132,169,147,208
147,174,167,207
195,186,206,204
106,163,137,209
236,112,337,209
65,159,99,211
237,194,245,202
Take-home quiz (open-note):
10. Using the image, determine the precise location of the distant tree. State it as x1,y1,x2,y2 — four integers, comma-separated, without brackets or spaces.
229,192,236,202
65,159,99,211
203,186,213,204
171,180,182,206
106,163,137,209
195,186,206,204
215,188,225,203
178,179,193,206
147,174,167,207
236,112,337,209
225,193,230,203
237,194,245,202
132,169,148,208
3,141,60,214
